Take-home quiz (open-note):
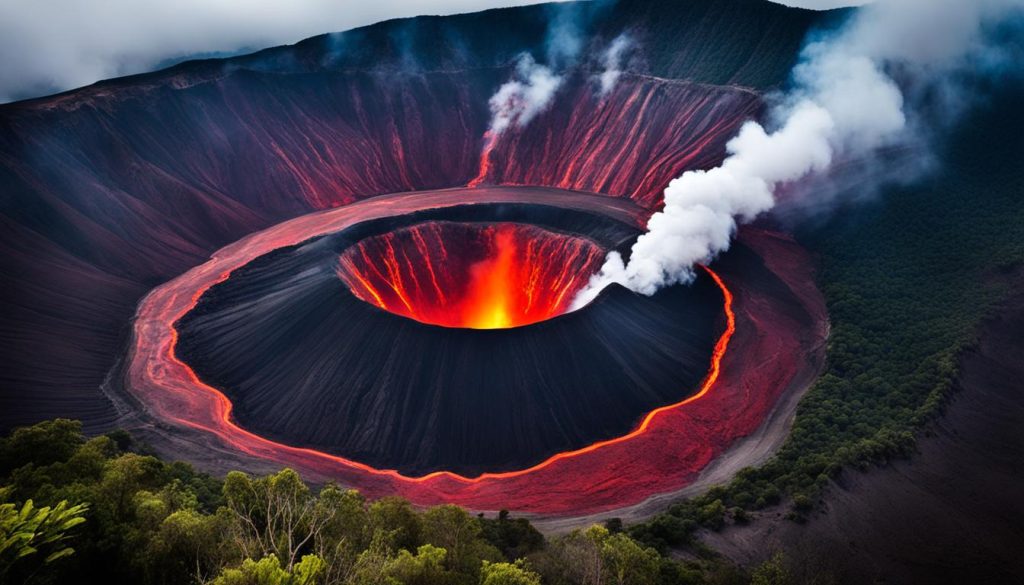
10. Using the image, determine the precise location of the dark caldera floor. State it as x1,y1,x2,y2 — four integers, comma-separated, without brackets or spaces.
176,204,724,475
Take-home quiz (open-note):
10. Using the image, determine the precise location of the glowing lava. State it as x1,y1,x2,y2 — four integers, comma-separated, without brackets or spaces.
337,222,604,329
467,131,498,188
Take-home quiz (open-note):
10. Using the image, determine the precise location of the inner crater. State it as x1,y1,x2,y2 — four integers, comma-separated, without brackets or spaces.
173,198,726,475
337,222,605,329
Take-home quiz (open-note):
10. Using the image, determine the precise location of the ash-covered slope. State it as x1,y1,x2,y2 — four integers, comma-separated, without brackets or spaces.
0,0,833,431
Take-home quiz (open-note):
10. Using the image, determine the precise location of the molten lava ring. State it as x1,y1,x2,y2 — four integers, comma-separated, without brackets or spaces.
123,186,827,517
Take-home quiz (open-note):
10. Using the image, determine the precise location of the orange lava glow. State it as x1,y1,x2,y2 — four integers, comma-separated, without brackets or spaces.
467,131,497,188
337,222,604,329
462,227,517,328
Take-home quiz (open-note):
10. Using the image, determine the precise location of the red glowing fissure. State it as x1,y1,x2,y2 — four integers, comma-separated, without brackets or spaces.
337,222,604,329
467,131,498,188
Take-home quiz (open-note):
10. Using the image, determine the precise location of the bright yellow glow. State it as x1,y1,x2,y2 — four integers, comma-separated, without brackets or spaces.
463,228,516,329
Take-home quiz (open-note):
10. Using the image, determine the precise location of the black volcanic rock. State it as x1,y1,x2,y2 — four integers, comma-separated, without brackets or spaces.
176,206,724,475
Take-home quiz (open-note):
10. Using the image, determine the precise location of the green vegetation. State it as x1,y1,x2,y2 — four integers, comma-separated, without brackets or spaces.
630,81,1024,550
480,560,541,585
0,496,87,582
2,419,791,585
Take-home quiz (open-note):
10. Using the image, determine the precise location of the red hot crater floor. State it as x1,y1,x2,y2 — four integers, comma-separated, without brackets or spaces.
337,222,605,329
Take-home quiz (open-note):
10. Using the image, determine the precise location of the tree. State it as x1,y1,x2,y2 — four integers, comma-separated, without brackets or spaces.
479,560,541,585
0,419,84,475
346,535,393,585
316,487,368,553
697,499,726,531
384,544,450,585
601,533,659,585
422,504,499,575
563,525,607,585
479,512,543,560
367,496,422,552
347,539,455,585
96,453,165,522
142,508,231,585
1,420,557,585
223,469,338,572
314,487,369,585
545,525,661,585
0,496,88,581
603,518,624,534
750,553,794,585
207,554,324,585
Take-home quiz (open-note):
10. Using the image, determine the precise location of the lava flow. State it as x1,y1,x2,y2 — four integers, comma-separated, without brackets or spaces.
467,131,498,188
337,222,604,329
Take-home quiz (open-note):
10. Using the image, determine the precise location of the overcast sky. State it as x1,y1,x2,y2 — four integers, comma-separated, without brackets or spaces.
0,0,870,103
773,0,868,7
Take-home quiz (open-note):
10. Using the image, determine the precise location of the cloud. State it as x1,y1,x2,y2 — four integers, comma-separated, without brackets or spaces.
0,0,560,103
771,0,873,9
594,33,634,97
486,53,563,135
544,3,585,68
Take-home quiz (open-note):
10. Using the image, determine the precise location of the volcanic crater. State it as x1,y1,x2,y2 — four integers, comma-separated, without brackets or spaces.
337,221,604,330
1,0,833,515
175,201,726,476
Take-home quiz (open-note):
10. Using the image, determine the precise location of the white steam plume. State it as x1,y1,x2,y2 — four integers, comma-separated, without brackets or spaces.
468,53,562,186
573,0,1023,308
595,34,634,97
486,53,563,135
545,4,585,69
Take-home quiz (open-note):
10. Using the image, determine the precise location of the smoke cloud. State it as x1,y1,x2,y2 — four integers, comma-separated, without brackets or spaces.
544,4,585,68
468,52,562,187
573,0,1024,308
595,34,634,97
486,54,563,135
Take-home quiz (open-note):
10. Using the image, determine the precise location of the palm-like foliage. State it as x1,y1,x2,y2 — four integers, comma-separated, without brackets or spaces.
0,494,88,578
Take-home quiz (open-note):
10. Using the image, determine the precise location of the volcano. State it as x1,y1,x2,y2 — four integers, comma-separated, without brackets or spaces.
1,0,831,514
